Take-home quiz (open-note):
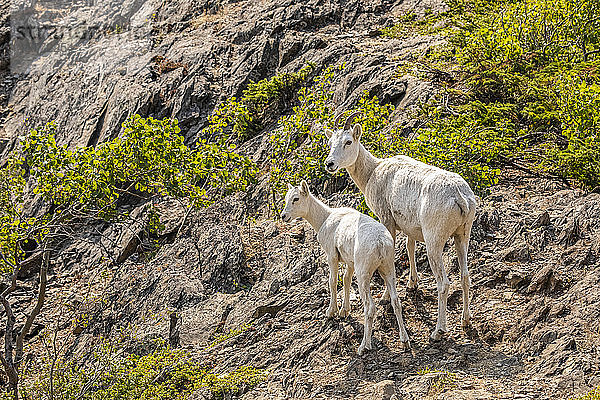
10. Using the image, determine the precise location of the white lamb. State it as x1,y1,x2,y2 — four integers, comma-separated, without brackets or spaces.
323,112,477,341
281,181,410,354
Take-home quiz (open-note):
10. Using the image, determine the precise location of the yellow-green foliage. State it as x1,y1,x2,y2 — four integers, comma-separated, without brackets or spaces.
20,339,267,400
547,67,600,187
401,0,600,189
207,323,254,349
571,387,600,400
380,8,444,38
0,115,257,274
0,157,28,274
417,367,458,396
23,116,256,212
268,63,506,209
203,64,314,141
269,63,392,197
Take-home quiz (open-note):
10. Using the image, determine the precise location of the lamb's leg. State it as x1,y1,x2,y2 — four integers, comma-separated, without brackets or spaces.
381,220,396,301
406,236,418,290
340,262,354,318
326,256,340,318
357,271,376,355
425,236,449,341
454,230,472,328
379,261,411,350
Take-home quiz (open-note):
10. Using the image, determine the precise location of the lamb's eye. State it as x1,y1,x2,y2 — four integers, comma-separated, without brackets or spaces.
345,140,352,146
292,198,299,203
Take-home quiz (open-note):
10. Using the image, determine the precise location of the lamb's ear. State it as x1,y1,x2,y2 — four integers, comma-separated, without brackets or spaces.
287,183,294,191
324,129,333,139
299,180,310,196
352,124,362,141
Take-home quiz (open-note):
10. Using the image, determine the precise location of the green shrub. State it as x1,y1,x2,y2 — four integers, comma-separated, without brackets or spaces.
397,0,600,190
397,98,514,193
20,339,267,400
0,116,257,275
417,367,458,395
543,67,600,188
0,156,28,274
268,64,507,211
203,65,314,141
454,0,600,67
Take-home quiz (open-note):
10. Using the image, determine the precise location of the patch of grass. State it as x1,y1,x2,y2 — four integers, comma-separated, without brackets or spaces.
207,323,254,349
417,367,458,396
380,10,446,39
571,387,600,400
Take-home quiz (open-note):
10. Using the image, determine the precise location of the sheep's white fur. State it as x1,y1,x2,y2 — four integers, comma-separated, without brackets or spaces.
324,123,477,341
281,181,410,354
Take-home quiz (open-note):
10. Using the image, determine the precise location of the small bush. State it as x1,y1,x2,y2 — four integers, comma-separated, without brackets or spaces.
203,65,314,141
20,339,267,400
0,116,258,274
417,367,458,396
268,64,506,212
400,0,600,190
544,68,600,188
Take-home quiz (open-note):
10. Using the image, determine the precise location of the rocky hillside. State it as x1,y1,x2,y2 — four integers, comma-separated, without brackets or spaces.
1,0,599,399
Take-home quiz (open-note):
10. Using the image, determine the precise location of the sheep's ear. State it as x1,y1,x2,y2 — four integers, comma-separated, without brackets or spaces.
287,183,294,191
352,124,362,141
324,129,333,139
299,180,310,196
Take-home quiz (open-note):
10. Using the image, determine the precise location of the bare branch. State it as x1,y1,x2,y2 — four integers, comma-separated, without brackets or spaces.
15,248,49,368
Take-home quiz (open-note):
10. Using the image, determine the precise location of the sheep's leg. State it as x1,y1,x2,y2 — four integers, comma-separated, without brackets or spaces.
381,219,396,301
454,230,472,328
326,256,340,318
425,237,449,341
379,261,411,350
406,236,418,290
340,262,354,318
357,270,376,355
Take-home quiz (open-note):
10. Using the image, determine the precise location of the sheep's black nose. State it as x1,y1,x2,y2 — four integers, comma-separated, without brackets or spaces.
326,161,334,169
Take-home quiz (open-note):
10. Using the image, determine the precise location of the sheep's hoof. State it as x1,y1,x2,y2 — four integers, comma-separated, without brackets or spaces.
430,329,446,342
407,278,418,290
381,288,390,301
461,317,472,329
400,340,411,352
326,306,338,318
358,341,371,356
339,307,350,318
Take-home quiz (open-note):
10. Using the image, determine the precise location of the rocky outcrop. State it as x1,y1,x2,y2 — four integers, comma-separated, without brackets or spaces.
0,0,15,154
0,0,442,155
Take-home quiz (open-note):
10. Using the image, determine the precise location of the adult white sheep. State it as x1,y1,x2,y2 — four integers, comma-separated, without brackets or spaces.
323,112,477,341
281,181,410,354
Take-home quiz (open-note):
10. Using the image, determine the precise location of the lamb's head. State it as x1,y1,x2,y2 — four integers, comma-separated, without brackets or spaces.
324,111,362,173
281,181,311,222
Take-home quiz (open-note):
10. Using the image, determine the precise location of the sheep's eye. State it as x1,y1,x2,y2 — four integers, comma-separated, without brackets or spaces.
292,198,299,203
345,140,352,146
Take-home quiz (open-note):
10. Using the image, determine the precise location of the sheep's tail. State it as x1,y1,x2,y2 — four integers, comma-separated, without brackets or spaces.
454,190,476,218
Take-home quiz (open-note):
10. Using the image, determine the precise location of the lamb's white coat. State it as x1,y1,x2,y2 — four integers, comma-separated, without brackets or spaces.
324,124,477,340
281,181,410,354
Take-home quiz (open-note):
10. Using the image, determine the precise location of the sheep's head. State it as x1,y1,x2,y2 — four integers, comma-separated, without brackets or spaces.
324,111,362,173
281,181,311,222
